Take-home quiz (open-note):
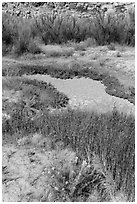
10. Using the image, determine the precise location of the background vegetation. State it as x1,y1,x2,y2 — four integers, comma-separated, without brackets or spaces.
2,5,135,56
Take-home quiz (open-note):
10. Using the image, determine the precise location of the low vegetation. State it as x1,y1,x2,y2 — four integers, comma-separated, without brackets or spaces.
2,77,69,124
2,107,135,201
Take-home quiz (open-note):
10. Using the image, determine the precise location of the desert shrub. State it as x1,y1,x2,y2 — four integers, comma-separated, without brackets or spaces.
11,18,36,55
2,12,40,55
34,11,91,45
2,5,135,56
34,7,134,46
89,6,135,46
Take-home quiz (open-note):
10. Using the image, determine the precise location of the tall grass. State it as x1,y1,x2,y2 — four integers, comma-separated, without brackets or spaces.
2,6,135,55
2,107,135,201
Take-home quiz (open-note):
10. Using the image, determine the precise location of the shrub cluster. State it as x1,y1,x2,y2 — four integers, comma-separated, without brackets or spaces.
2,5,135,56
89,6,135,46
2,12,41,55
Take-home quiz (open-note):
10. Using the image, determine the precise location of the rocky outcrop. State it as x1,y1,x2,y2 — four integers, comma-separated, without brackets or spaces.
2,2,135,19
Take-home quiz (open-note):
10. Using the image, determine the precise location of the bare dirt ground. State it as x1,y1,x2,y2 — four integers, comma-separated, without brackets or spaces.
2,133,77,202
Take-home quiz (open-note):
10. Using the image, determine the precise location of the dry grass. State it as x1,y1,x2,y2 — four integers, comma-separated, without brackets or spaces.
40,45,74,57
2,105,135,201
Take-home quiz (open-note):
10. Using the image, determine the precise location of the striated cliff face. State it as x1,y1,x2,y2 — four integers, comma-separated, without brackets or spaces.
2,2,135,18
